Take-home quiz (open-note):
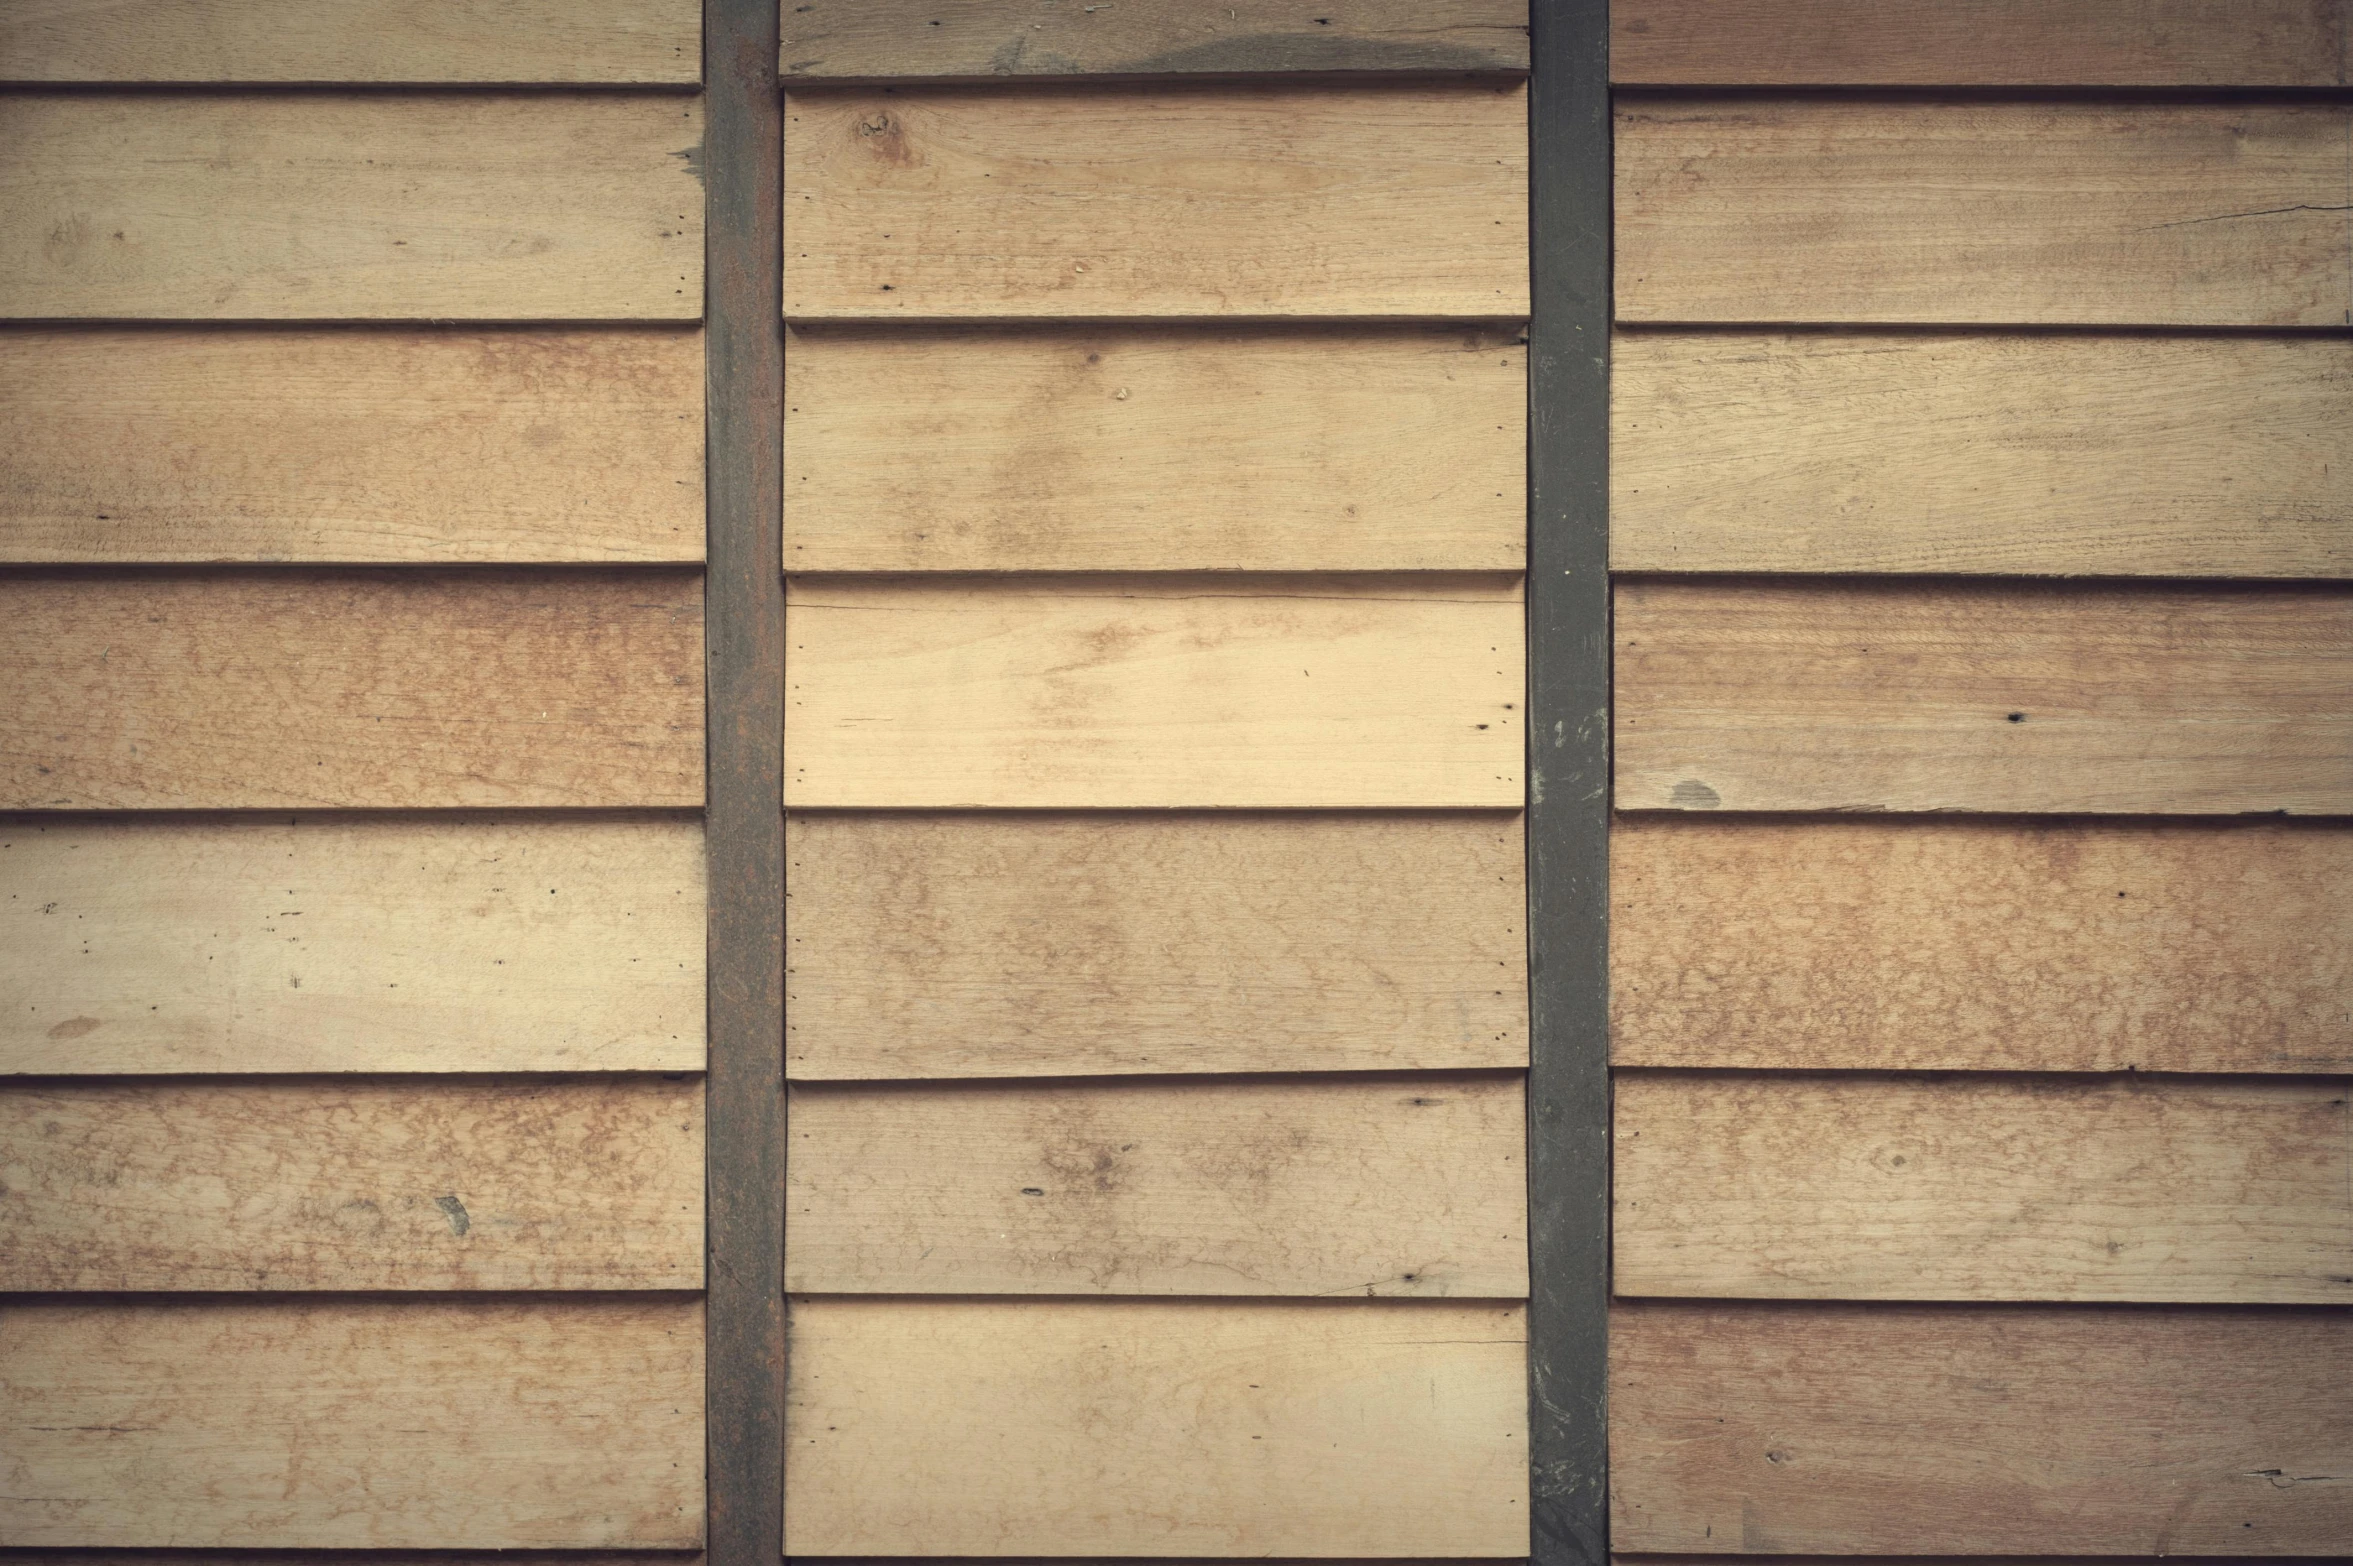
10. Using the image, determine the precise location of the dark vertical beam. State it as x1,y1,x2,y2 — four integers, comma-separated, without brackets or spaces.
703,0,785,1563
1527,0,1612,1563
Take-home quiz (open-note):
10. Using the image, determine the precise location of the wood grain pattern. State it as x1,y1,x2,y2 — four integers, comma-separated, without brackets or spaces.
784,84,1528,319
1615,1073,2352,1304
1611,1301,2353,1553
0,0,700,83
0,572,704,810
0,95,702,319
785,576,1523,808
1612,0,2347,85
0,1075,702,1291
784,1298,1528,1556
784,325,1525,571
1611,816,2353,1075
787,812,1524,1078
1614,580,2353,815
1616,100,2353,326
1612,331,2353,577
787,1073,1526,1297
0,328,703,563
0,1296,702,1548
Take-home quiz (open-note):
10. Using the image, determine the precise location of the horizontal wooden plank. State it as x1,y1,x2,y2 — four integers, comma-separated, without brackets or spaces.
0,0,699,83
0,1296,703,1548
787,812,1525,1078
0,571,703,810
783,84,1528,318
0,95,702,319
1615,1073,2352,1304
1611,816,2353,1074
1612,0,2346,85
1612,331,2353,578
784,1298,1528,1555
1612,1301,2353,1553
0,328,703,564
1616,100,2353,326
0,1556,702,1566
1614,580,2353,814
784,324,1525,572
786,576,1523,808
788,1073,1526,1297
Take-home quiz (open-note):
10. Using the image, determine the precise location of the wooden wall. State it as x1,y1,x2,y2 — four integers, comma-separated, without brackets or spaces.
1607,0,2352,1558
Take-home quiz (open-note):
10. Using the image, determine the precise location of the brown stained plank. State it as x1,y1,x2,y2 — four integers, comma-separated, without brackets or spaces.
0,1076,702,1290
1615,100,2353,326
784,325,1525,572
0,571,704,810
784,1298,1529,1556
1611,816,2353,1075
0,95,702,320
783,84,1528,319
786,812,1525,1078
785,576,1523,808
1611,1301,2353,1553
1613,580,2353,815
0,329,703,564
1612,0,2347,85
787,1073,1527,1297
1611,331,2353,577
0,1296,703,1548
1614,1073,2353,1304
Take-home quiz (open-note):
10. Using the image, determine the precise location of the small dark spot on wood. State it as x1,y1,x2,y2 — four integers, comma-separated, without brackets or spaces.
1020,1187,1044,1196
435,1195,470,1236
2007,712,2026,722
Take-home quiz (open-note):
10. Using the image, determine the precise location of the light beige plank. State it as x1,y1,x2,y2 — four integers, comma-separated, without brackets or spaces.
788,1073,1526,1297
784,325,1525,572
1614,580,2353,814
1612,0,2346,85
0,1076,702,1290
785,576,1523,808
0,0,699,83
1616,100,2353,326
1612,331,2353,577
1615,1073,2352,1304
1612,1301,2353,1554
787,812,1525,1078
0,571,704,810
1611,817,2353,1075
784,84,1528,319
784,1298,1528,1556
0,328,702,563
0,95,701,320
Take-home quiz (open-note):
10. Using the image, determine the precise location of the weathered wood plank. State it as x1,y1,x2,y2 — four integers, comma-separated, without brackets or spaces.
1611,1301,2353,1553
1611,816,2353,1075
783,84,1528,318
1612,331,2353,578
0,0,700,83
787,1073,1526,1297
786,812,1525,1078
0,95,702,319
784,1298,1528,1555
785,576,1523,808
784,325,1525,572
1612,0,2346,86
1614,580,2353,814
1615,1073,2352,1304
0,571,704,810
0,1075,702,1290
1616,100,2353,326
0,1296,703,1548
0,328,703,563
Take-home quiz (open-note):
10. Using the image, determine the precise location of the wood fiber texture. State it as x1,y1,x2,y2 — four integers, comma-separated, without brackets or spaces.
784,324,1525,571
783,84,1529,318
0,328,703,563
0,571,705,810
1614,580,2353,815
